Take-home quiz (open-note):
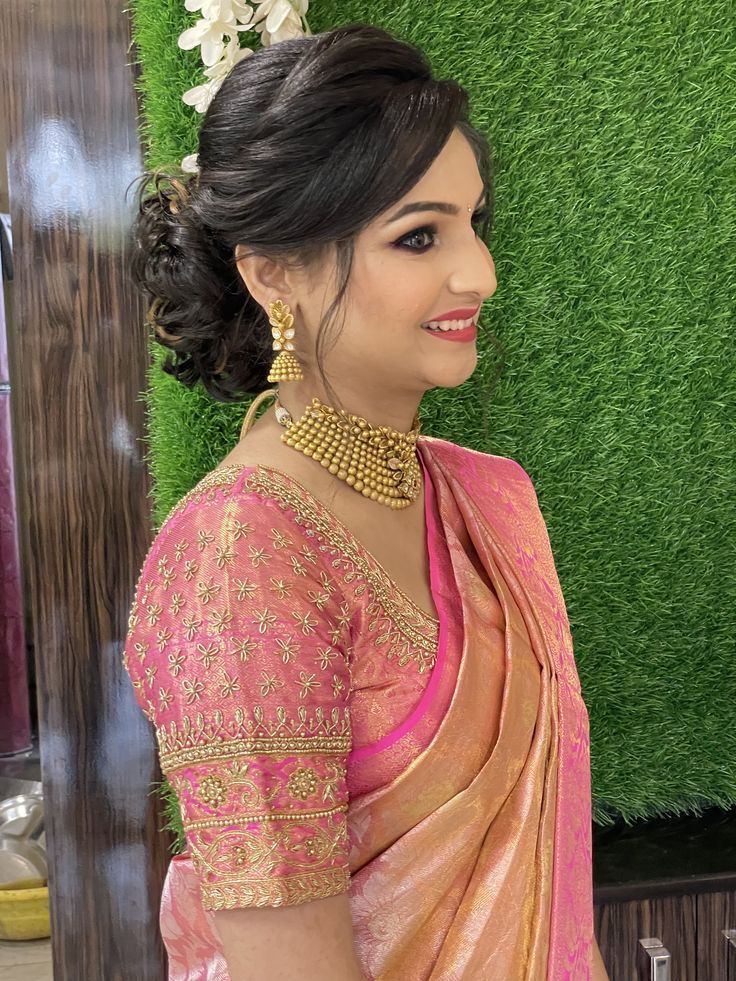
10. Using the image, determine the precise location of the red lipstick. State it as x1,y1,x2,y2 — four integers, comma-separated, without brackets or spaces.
424,306,480,322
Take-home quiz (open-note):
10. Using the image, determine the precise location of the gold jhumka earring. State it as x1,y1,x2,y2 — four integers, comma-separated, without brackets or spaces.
266,299,303,383
240,299,423,509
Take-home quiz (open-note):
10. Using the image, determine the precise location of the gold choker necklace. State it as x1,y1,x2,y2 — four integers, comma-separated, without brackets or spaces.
239,388,422,509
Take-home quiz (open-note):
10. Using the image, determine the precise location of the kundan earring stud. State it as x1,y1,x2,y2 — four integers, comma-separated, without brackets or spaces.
266,300,304,382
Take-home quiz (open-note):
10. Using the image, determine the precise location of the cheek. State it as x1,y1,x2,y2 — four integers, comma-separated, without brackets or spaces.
351,251,437,325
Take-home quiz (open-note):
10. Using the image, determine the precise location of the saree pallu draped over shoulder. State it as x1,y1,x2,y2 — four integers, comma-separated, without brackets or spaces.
345,438,594,980
154,436,594,980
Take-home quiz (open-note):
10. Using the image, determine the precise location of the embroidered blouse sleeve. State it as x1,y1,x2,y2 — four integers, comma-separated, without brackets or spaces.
123,479,353,910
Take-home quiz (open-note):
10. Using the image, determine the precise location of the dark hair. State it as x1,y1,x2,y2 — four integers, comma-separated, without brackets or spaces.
128,22,504,426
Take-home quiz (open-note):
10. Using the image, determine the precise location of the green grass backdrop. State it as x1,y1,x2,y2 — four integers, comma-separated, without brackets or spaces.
127,0,736,845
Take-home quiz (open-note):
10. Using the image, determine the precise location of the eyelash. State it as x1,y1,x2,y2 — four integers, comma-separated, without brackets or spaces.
394,207,491,253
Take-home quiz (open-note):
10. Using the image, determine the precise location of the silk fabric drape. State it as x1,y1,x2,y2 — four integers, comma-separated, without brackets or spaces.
157,436,594,979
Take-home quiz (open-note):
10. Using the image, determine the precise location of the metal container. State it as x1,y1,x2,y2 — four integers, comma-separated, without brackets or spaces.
0,796,47,887
0,794,43,838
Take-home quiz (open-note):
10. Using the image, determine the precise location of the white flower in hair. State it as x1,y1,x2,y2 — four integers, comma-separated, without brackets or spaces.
251,0,309,45
181,154,200,174
177,0,310,171
178,4,254,66
182,37,253,111
184,0,252,18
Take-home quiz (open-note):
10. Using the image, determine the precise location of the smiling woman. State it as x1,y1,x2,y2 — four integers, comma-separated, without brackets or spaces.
124,21,603,981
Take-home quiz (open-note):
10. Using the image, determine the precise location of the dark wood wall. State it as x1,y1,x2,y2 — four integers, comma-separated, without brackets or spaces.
0,0,169,976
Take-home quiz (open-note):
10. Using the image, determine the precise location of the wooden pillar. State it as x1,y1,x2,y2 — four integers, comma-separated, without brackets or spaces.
0,1,169,976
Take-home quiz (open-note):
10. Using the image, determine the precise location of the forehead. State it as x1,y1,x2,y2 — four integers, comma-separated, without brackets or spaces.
397,129,483,201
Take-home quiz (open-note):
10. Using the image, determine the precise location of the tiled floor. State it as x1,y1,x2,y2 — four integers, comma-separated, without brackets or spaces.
0,938,52,980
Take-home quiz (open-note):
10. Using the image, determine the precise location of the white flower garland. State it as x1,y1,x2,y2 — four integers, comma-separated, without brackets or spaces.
177,0,311,172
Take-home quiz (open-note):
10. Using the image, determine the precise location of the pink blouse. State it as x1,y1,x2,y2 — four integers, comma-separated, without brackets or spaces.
123,462,440,911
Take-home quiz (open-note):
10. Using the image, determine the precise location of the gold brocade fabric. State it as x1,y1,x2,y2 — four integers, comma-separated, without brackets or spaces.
123,434,594,979
345,445,558,980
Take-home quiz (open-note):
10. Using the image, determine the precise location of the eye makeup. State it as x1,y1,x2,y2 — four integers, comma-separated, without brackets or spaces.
393,205,491,253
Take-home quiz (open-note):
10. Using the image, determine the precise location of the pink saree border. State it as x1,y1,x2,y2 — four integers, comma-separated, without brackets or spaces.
349,449,448,763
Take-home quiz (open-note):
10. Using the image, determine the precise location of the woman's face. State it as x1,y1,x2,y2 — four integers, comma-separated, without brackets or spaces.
293,127,497,424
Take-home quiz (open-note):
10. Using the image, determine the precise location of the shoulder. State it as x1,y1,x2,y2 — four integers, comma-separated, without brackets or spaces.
128,465,338,629
418,434,535,490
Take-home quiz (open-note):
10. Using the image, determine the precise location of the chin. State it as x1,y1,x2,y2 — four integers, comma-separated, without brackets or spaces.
426,360,478,390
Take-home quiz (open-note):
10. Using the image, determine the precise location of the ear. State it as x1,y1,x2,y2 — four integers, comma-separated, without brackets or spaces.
234,248,295,310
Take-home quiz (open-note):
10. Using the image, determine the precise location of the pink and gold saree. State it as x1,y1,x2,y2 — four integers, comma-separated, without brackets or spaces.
124,434,594,979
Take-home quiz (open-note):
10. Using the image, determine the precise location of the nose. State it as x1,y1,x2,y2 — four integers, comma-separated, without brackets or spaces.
448,237,497,304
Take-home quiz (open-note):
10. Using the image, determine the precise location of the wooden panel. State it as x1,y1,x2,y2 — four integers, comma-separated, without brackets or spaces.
595,894,697,981
697,889,736,981
0,2,169,978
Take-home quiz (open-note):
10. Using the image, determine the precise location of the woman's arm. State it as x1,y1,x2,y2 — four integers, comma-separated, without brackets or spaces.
592,934,610,981
213,892,365,981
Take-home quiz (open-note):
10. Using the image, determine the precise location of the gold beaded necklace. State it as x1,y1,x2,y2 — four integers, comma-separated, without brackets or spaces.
240,388,423,509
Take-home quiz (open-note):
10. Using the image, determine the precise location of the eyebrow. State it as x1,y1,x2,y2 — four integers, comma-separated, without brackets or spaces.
383,187,487,226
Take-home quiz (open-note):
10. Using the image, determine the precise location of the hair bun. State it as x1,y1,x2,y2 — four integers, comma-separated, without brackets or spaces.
127,24,496,407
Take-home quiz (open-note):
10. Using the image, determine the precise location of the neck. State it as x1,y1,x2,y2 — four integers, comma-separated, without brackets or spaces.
275,381,422,433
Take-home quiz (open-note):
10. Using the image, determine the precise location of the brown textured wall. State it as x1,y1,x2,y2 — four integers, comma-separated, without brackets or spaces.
0,1,169,977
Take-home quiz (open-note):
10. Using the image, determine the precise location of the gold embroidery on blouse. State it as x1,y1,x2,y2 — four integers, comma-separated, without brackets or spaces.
185,803,346,831
233,577,258,601
210,609,234,634
214,544,236,568
287,766,318,800
241,468,439,671
315,648,338,670
197,775,229,808
272,638,299,664
248,545,270,567
220,670,241,698
232,637,258,662
232,518,254,540
196,578,220,603
190,817,347,879
145,603,162,626
124,462,435,713
196,641,219,669
269,576,292,599
181,614,202,640
197,529,215,551
270,528,294,550
156,627,173,651
297,671,320,698
168,650,186,676
259,672,284,696
302,824,345,862
157,463,438,650
157,709,351,771
163,737,350,774
182,678,204,704
200,866,350,911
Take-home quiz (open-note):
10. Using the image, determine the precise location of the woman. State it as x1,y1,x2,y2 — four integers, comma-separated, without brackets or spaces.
124,23,608,980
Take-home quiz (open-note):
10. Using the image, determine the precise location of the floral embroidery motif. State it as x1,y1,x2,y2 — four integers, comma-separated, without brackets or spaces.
242,467,440,673
220,671,241,698
198,775,228,808
122,464,438,909
182,678,204,704
166,748,350,910
287,766,318,800
168,651,186,676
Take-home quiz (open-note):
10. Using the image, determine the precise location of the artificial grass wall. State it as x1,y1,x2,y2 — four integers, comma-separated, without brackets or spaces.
129,0,736,832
